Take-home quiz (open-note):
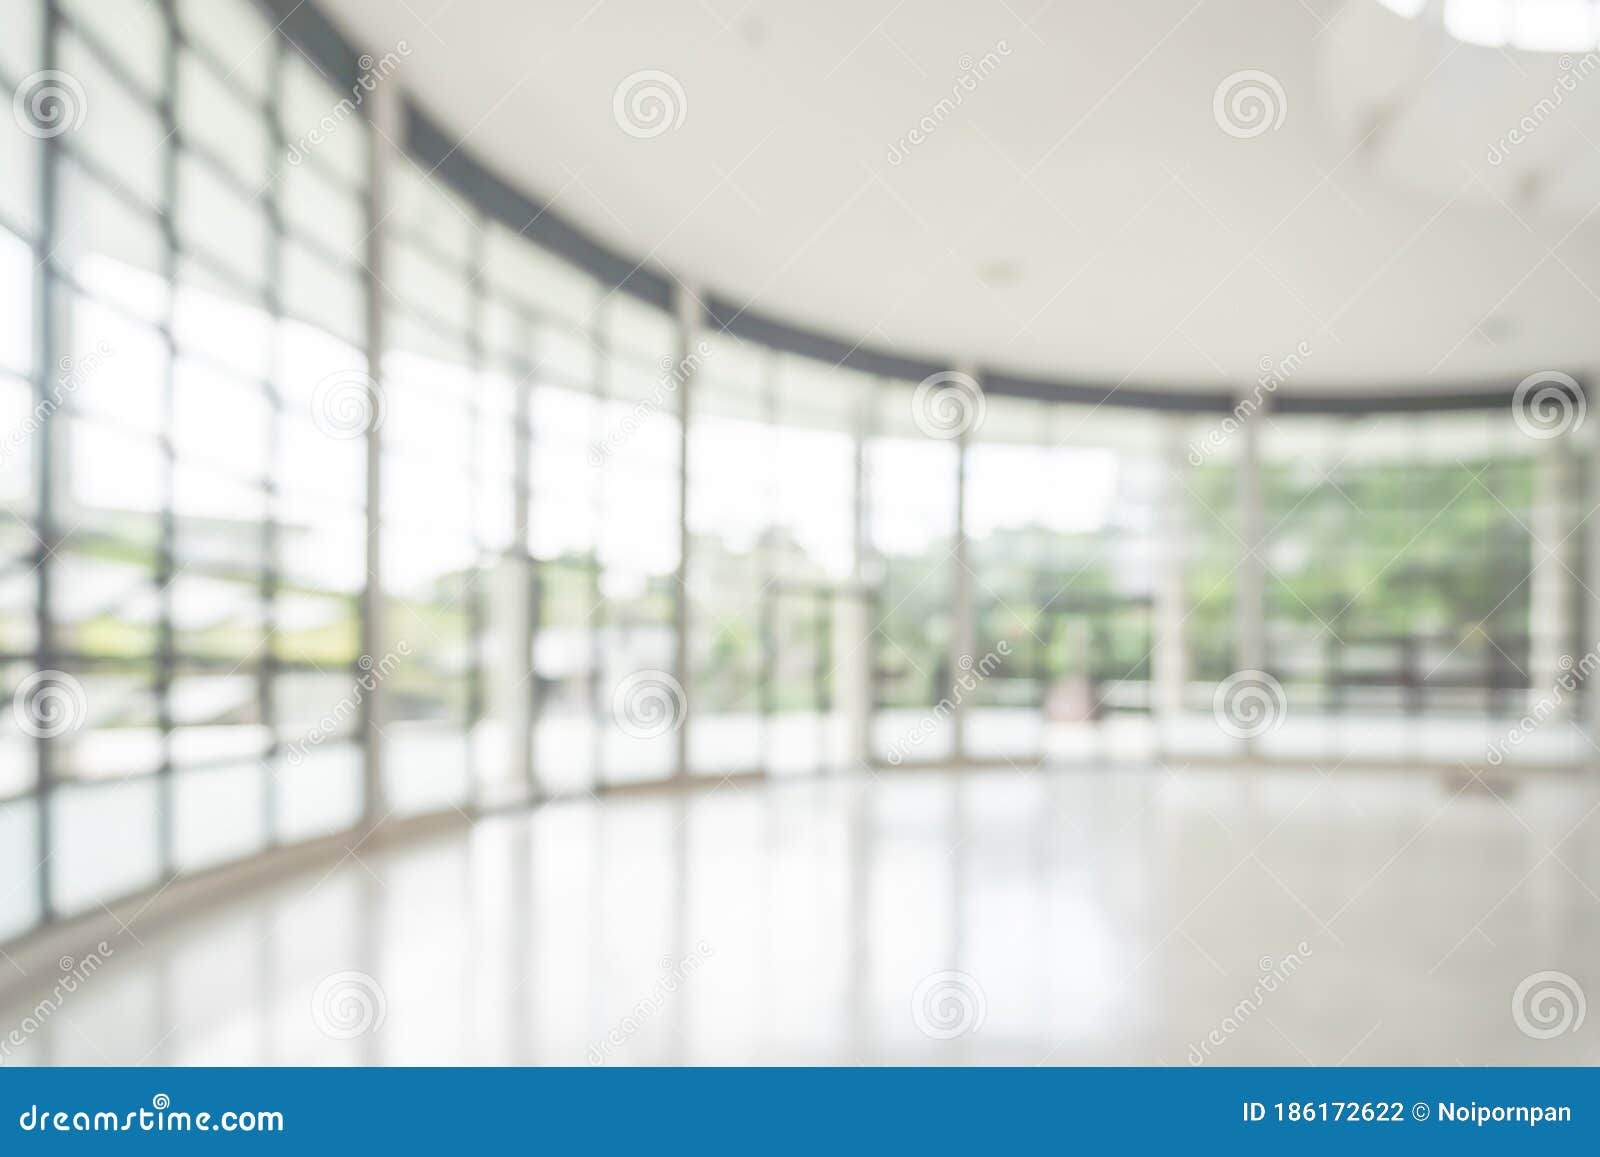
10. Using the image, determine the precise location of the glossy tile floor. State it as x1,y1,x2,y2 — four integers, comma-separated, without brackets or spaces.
2,764,1599,1065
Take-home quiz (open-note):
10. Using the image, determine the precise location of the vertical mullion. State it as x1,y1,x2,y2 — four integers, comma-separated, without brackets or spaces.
359,102,386,825
33,0,63,923
949,409,972,764
154,0,180,882
588,299,608,784
1153,414,1190,737
815,586,829,773
261,23,286,846
1234,400,1267,678
465,224,486,802
758,349,777,759
856,380,877,769
671,287,697,783
514,305,536,798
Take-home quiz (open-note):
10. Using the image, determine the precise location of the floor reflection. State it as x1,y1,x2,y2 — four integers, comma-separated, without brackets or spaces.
2,764,1598,1065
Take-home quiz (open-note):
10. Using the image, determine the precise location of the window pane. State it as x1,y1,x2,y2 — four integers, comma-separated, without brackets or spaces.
49,779,163,914
173,762,267,871
60,0,165,97
867,382,958,764
688,340,767,775
178,0,273,100
0,798,42,940
58,32,164,209
178,51,269,187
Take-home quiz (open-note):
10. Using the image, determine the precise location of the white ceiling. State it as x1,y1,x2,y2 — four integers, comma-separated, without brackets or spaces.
320,0,1600,392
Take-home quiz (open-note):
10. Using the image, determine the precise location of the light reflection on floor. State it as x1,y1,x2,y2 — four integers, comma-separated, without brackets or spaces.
2,764,1598,1065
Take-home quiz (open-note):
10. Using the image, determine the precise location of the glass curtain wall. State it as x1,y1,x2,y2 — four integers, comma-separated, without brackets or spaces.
866,381,959,765
685,339,865,778
1179,414,1242,696
964,398,1165,763
769,355,860,775
686,335,768,776
380,155,483,816
381,153,691,808
1257,409,1557,761
0,0,45,942
519,236,603,796
685,340,868,777
595,296,681,786
3,0,370,931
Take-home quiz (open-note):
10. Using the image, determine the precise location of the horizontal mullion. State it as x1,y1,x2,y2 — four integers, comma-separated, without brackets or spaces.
58,12,165,110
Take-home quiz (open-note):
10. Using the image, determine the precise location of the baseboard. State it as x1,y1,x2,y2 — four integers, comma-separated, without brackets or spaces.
0,808,470,1003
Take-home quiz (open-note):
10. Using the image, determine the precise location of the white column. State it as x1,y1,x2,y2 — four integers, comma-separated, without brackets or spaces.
509,326,535,798
949,421,974,763
842,379,875,769
1531,441,1575,716
671,285,700,782
1234,402,1266,677
834,587,871,771
1153,417,1190,732
359,78,400,823
490,555,534,802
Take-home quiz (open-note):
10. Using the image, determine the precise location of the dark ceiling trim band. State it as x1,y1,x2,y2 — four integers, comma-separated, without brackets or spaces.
405,101,676,311
980,369,1237,414
256,0,361,91
701,294,947,384
1272,383,1571,415
702,300,1238,413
